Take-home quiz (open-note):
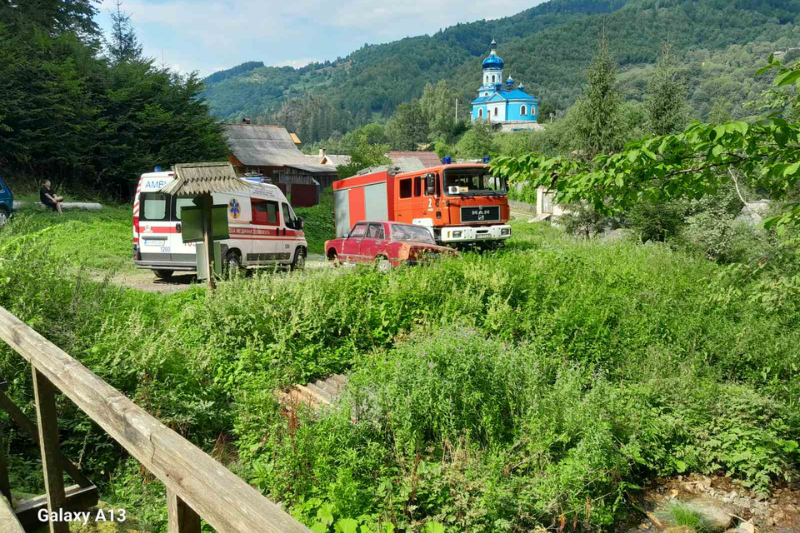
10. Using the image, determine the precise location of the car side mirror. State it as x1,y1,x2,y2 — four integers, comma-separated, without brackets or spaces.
296,217,304,230
425,173,435,195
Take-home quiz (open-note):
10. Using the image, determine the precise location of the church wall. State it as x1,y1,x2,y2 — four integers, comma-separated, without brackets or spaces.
487,102,506,122
506,102,538,122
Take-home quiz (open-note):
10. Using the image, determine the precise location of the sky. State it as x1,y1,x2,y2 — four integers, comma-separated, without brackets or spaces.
94,0,546,77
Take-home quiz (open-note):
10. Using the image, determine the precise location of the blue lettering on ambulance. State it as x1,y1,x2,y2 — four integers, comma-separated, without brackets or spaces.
144,179,168,190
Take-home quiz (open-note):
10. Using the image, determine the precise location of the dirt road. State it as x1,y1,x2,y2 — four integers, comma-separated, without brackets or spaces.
102,254,330,293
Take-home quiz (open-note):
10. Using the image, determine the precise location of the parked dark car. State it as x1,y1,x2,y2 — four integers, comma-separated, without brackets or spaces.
324,221,458,271
0,176,13,226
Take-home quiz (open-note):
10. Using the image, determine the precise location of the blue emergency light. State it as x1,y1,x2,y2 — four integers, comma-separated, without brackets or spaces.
483,157,490,163
154,166,162,172
442,156,452,164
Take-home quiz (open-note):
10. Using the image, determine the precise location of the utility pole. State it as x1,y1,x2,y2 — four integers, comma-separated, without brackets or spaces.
455,99,458,123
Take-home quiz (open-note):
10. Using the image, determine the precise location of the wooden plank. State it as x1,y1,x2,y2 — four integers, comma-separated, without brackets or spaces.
32,368,68,533
14,484,98,530
0,390,93,488
0,307,310,533
168,489,201,533
0,495,25,533
202,194,216,290
0,429,10,503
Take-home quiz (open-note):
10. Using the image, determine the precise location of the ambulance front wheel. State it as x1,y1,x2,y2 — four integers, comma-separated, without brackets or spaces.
291,248,306,271
154,269,173,280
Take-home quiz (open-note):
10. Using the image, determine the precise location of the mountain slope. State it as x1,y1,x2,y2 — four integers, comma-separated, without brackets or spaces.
201,0,800,141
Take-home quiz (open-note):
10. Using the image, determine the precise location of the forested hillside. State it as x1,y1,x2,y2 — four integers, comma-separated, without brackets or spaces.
202,0,800,143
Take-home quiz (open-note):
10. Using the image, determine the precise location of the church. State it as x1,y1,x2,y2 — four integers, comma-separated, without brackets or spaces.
471,39,542,131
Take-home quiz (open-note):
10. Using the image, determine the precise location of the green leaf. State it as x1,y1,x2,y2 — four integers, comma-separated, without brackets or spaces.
774,69,800,87
335,518,359,533
784,162,800,177
423,522,446,533
317,503,335,526
675,460,687,473
312,524,329,533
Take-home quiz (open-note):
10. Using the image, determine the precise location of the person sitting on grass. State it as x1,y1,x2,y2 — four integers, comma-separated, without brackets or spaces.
40,180,63,214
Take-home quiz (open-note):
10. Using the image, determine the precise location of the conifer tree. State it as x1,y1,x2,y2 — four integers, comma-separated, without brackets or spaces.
646,42,691,136
573,30,623,158
107,0,142,64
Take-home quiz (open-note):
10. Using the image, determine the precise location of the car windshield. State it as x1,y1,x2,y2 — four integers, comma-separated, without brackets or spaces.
443,168,507,197
391,224,435,244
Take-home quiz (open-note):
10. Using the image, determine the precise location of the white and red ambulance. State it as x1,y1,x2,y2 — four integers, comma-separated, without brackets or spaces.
132,171,308,279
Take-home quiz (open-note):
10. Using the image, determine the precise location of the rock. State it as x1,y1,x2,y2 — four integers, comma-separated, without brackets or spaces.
735,200,771,227
681,497,734,531
725,521,755,533
665,527,694,533
700,476,712,490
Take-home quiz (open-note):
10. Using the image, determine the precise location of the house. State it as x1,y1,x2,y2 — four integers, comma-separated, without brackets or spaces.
222,123,346,206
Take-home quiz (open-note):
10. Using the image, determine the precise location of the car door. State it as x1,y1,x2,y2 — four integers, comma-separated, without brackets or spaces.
137,192,174,264
360,223,387,261
341,223,367,262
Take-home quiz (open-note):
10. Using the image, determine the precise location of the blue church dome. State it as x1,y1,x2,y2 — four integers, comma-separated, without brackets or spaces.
482,54,504,69
482,38,504,70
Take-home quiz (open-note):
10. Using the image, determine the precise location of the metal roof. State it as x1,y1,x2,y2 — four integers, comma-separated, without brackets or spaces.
161,162,250,196
223,124,305,167
284,162,339,174
388,151,442,168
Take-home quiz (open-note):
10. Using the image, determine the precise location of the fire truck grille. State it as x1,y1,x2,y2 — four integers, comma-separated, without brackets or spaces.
461,206,500,223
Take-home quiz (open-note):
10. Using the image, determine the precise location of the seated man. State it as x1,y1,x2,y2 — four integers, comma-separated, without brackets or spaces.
40,180,63,214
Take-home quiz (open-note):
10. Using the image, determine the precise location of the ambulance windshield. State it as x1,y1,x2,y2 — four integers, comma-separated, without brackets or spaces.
443,168,507,197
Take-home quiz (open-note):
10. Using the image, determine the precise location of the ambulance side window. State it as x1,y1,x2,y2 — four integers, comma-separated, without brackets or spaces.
141,193,168,221
173,198,197,220
282,203,295,227
251,199,280,226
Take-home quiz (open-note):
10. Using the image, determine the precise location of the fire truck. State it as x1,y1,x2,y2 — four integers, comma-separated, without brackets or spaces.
332,164,511,246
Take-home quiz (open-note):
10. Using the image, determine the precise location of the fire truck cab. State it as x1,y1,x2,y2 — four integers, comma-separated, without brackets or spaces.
333,164,511,245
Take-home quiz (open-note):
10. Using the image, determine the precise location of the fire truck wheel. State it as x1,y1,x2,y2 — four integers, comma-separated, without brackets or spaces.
291,248,306,271
225,251,242,274
376,256,392,272
154,269,173,280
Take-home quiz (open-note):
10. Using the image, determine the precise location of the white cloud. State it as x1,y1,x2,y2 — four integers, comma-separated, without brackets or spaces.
96,0,546,75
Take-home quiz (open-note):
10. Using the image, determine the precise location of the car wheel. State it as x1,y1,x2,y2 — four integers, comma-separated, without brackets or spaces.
154,269,173,280
0,208,9,227
291,248,306,271
376,257,392,272
225,251,242,275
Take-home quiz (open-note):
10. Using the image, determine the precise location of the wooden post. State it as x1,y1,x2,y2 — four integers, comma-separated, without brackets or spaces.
202,194,216,290
32,368,68,533
0,426,10,504
167,488,201,533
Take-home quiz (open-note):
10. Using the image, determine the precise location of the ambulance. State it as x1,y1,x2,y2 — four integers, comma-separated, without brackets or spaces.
132,171,307,279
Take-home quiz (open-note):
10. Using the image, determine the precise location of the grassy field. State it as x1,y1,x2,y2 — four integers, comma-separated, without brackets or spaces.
0,205,797,532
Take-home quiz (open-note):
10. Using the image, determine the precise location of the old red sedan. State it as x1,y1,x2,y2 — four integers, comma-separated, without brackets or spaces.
325,221,458,271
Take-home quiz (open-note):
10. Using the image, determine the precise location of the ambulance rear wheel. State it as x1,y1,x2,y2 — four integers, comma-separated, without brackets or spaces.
154,269,173,280
291,248,306,271
225,251,242,274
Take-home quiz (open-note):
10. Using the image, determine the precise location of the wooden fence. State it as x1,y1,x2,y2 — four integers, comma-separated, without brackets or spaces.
0,306,311,533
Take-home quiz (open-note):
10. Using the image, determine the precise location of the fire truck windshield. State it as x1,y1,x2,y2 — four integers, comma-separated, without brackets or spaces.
443,168,507,197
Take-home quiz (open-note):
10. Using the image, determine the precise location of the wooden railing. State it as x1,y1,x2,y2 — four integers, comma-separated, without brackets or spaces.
0,306,311,533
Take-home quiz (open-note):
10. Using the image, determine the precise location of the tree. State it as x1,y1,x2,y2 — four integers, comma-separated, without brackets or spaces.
646,42,691,136
455,121,495,159
386,101,429,150
107,0,142,64
572,32,623,158
420,80,456,142
336,134,391,178
708,97,733,124
492,56,800,230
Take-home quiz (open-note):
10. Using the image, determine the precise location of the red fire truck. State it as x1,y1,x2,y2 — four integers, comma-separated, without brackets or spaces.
332,164,511,246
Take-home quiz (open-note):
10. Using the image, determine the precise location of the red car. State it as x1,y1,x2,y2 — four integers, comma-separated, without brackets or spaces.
325,221,458,271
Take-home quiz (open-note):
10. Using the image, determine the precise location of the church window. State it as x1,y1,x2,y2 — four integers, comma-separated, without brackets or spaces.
493,107,498,117
478,108,483,119
491,75,495,83
521,105,527,116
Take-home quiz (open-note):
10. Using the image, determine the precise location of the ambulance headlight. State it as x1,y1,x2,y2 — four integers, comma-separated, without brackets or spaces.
452,231,462,238
501,228,511,236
